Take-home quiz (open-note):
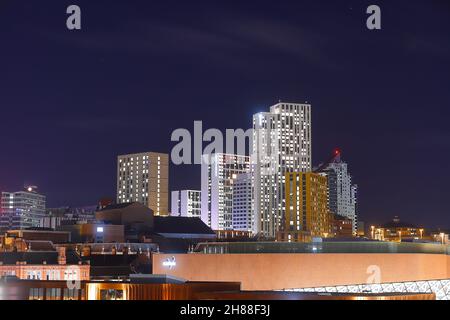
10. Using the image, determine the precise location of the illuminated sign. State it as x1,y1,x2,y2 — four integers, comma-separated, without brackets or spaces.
162,256,176,269
97,227,104,233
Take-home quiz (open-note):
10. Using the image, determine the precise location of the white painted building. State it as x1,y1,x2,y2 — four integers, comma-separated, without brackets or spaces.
171,190,201,218
232,173,254,233
201,153,250,231
252,102,312,238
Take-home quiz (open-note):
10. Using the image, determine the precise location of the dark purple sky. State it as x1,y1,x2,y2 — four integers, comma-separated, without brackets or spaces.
1,0,449,228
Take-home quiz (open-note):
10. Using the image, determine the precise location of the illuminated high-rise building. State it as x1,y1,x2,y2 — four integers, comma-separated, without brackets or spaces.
232,173,254,233
117,152,169,216
201,153,250,230
252,102,312,238
317,153,357,235
0,186,46,231
277,172,331,242
171,190,201,218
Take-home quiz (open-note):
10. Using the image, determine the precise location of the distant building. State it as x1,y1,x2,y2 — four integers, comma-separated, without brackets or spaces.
317,152,357,235
171,190,201,218
231,173,253,233
277,172,332,242
42,206,96,229
117,152,169,216
216,230,254,241
357,221,366,237
95,202,216,252
252,102,312,239
4,229,71,244
429,230,449,245
0,187,46,232
201,153,250,231
95,202,154,242
332,215,354,238
372,216,424,242
58,224,125,243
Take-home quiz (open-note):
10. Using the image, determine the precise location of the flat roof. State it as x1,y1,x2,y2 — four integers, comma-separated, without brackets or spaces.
194,241,450,255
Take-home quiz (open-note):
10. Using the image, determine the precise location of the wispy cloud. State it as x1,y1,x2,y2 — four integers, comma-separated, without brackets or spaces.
37,13,339,71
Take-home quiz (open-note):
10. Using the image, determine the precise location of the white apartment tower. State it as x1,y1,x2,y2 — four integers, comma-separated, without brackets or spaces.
252,102,312,238
171,190,201,218
201,153,250,231
117,152,169,216
232,173,254,233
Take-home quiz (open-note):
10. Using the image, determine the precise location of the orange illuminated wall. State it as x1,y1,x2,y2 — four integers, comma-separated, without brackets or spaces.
153,253,450,291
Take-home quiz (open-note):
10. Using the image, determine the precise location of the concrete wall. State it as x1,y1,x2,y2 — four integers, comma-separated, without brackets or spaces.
153,253,450,291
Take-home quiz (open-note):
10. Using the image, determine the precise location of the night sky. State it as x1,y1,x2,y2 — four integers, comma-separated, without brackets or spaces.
1,0,449,228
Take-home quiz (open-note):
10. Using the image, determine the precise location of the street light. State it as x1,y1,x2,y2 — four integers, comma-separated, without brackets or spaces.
419,229,424,239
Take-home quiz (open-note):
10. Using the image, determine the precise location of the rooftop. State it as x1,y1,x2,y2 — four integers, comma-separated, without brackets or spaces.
194,241,450,255
97,203,135,211
154,216,215,235
0,250,83,265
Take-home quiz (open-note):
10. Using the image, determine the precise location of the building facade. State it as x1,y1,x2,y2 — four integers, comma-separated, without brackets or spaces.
231,173,253,233
371,216,425,242
0,246,89,283
332,214,354,238
201,153,250,231
278,172,331,242
318,154,357,234
0,187,46,232
252,102,312,238
154,243,450,294
117,152,169,216
170,190,201,218
42,206,97,229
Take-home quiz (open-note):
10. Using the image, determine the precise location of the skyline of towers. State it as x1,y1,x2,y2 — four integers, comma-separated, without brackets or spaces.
2,101,357,239
252,102,312,238
117,152,169,216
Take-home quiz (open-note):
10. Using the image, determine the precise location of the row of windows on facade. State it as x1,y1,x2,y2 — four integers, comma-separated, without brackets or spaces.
29,288,83,300
26,269,82,281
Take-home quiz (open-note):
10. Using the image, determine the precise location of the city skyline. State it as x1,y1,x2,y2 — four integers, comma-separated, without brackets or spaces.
1,0,450,306
1,0,450,229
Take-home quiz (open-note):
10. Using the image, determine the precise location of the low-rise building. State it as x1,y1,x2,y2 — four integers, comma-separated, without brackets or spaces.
0,247,89,281
371,217,425,242
332,215,353,238
5,229,71,244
